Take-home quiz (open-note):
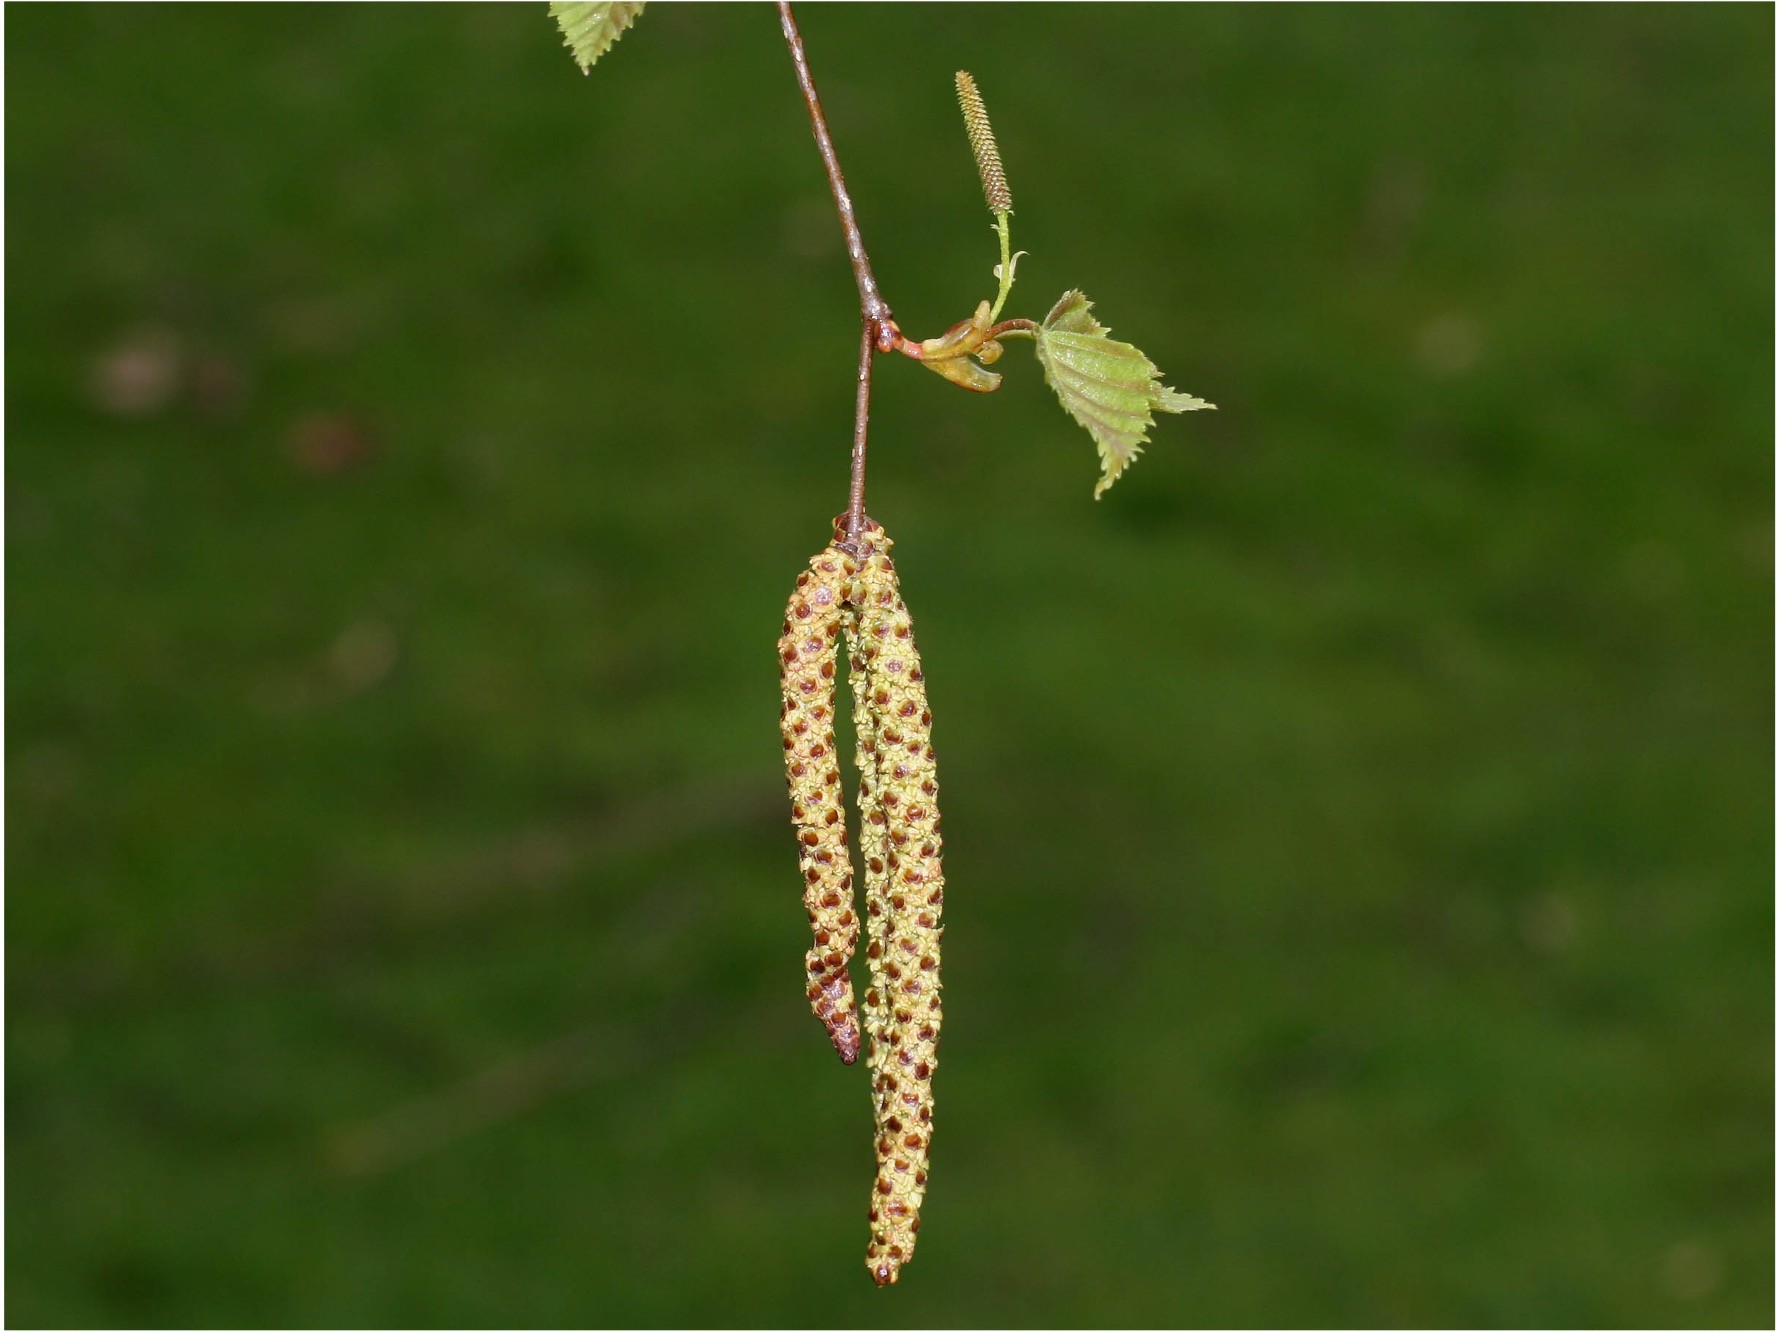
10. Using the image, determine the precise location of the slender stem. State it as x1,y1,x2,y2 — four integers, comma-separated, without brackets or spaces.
777,1,891,327
778,2,895,548
847,322,873,537
988,211,1015,323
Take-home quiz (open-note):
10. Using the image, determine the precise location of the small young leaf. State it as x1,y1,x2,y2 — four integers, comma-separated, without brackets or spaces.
1033,290,1214,498
549,1,644,74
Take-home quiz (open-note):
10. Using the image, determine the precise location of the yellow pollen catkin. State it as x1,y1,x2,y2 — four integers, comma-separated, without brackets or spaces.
845,523,943,1287
781,522,946,1285
779,547,862,1064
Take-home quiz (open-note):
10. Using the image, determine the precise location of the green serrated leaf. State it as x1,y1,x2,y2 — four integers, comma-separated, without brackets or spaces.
549,2,644,74
1032,290,1214,498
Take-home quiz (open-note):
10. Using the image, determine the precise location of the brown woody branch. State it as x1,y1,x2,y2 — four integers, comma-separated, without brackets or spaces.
777,7,1029,544
776,2,902,549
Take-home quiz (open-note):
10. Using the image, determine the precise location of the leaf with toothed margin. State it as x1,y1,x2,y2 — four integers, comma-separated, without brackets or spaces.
549,2,644,74
1033,290,1214,498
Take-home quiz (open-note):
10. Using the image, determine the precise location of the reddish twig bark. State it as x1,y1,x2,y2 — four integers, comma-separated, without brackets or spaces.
777,1,898,549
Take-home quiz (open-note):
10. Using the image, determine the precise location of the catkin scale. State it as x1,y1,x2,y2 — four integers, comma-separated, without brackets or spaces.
779,548,862,1064
846,524,943,1287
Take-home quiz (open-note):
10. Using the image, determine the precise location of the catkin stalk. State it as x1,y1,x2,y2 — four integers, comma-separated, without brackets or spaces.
779,548,862,1064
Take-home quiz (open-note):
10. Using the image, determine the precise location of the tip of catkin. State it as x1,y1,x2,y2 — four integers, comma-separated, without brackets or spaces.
955,70,1012,216
811,970,860,1063
829,1015,861,1065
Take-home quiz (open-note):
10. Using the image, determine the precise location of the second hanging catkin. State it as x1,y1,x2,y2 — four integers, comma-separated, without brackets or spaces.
846,522,944,1287
779,547,862,1064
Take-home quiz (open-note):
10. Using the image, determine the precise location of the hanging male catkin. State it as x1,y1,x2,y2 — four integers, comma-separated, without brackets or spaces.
780,522,945,1285
779,547,862,1064
846,522,944,1287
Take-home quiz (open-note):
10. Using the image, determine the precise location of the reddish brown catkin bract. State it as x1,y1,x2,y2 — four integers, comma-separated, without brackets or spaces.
847,523,944,1287
779,547,862,1064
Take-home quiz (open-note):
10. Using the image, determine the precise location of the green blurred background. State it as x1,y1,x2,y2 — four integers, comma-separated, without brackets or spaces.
7,3,1773,1326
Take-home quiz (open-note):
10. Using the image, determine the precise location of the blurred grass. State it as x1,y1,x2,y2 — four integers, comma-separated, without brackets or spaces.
5,3,1773,1326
